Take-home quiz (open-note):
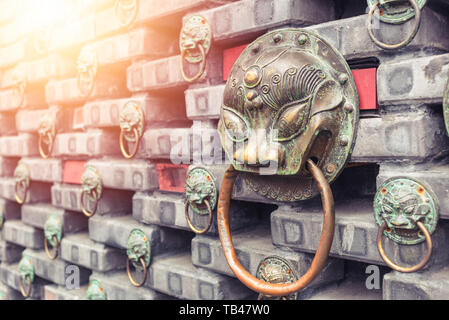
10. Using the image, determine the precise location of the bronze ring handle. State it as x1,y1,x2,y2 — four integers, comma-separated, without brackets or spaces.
38,132,54,159
12,82,25,109
81,189,98,218
377,221,432,273
180,44,206,83
119,127,140,159
368,0,421,50
257,293,288,300
14,180,28,204
44,235,59,260
185,199,213,234
126,256,148,287
217,159,335,296
19,275,32,298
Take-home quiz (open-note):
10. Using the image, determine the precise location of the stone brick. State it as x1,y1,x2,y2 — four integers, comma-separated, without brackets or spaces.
53,130,121,158
0,20,24,47
147,251,253,299
132,191,260,235
44,284,88,300
51,183,132,216
3,220,44,250
88,214,192,253
0,199,21,222
0,261,49,299
185,84,224,120
21,203,87,233
0,178,51,204
15,106,73,134
26,54,76,84
0,39,32,69
0,282,25,300
18,158,63,183
83,94,186,129
192,225,344,293
0,134,39,157
0,85,45,112
138,127,192,159
0,113,16,136
49,15,96,52
0,240,23,264
60,233,127,272
0,158,18,178
271,200,449,268
89,271,170,300
156,164,189,193
24,248,90,286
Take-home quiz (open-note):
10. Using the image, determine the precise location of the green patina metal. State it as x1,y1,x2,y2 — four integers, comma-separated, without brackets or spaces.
86,279,107,300
0,291,5,300
218,28,359,201
114,0,138,27
119,101,145,143
81,166,102,203
367,0,427,24
443,75,449,136
127,229,151,271
374,177,438,245
44,214,62,247
180,15,212,64
77,45,97,97
14,163,30,203
185,167,217,215
0,211,3,229
18,255,34,284
256,256,299,300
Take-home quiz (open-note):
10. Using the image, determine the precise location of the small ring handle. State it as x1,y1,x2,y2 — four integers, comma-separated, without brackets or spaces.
367,0,421,50
126,256,148,287
14,180,28,204
44,235,59,260
81,189,99,218
19,275,32,298
181,44,207,83
38,132,54,159
119,127,140,159
377,221,432,273
185,199,213,234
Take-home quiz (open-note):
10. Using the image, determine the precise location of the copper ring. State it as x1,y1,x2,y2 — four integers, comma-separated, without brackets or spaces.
368,0,421,50
119,127,140,159
126,256,148,287
185,199,213,234
12,82,25,109
81,189,98,217
14,180,28,204
181,44,207,83
38,132,54,159
377,221,432,272
44,235,59,260
217,159,335,296
19,275,32,298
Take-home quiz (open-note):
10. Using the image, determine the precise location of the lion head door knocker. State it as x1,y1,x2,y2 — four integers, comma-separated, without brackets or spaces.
119,101,145,159
179,15,212,83
10,77,26,110
38,111,56,159
367,0,426,50
114,0,138,27
217,28,359,297
44,214,62,260
14,163,30,205
374,177,438,273
80,166,102,217
184,167,218,234
18,255,34,299
126,229,151,287
87,279,107,300
256,257,299,300
77,45,97,97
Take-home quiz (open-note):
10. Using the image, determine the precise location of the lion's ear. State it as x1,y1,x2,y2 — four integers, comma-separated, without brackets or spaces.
310,80,343,117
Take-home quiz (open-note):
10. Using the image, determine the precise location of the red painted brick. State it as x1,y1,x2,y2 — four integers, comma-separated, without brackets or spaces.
223,44,247,81
63,161,86,185
156,163,189,193
351,68,378,110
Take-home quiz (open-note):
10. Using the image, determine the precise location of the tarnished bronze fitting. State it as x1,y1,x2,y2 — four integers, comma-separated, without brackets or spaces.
38,112,56,159
119,127,140,159
185,199,213,234
80,166,102,218
19,275,32,299
44,235,59,260
377,221,432,272
217,160,335,297
126,229,151,287
367,0,421,50
14,164,30,205
81,188,99,218
119,101,145,159
38,131,54,159
114,0,138,27
126,257,147,287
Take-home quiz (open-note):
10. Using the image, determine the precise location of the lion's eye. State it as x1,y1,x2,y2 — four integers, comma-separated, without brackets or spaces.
271,99,311,142
222,108,249,142
403,206,415,215
382,205,393,215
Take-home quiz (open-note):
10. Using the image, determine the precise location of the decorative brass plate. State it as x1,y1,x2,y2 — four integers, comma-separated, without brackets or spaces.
14,163,30,204
87,279,107,300
38,111,56,159
114,0,138,27
218,28,359,202
374,177,438,245
256,256,299,300
119,101,145,143
77,45,97,97
185,167,217,215
367,0,426,24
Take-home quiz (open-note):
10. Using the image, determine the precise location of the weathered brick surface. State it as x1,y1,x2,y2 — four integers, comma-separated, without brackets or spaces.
271,201,449,268
60,233,127,272
0,178,51,204
156,164,189,193
44,284,87,300
25,54,76,84
0,113,16,136
0,240,23,264
0,134,39,157
3,220,44,250
18,158,63,183
0,158,18,178
0,282,25,300
51,183,132,215
0,86,45,112
185,84,224,120
0,39,32,69
0,199,21,223
49,15,96,52
15,106,72,134
0,262,49,299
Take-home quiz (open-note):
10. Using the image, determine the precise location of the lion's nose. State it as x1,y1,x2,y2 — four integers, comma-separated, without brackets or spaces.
391,215,409,227
182,40,196,50
233,140,283,169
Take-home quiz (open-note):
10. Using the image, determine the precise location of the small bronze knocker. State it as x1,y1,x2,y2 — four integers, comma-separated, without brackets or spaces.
114,0,138,27
77,45,97,97
44,214,62,260
18,255,34,299
374,177,438,272
38,112,56,159
184,167,218,234
119,101,145,159
367,0,426,50
80,166,102,217
179,15,212,83
14,163,30,205
10,78,26,110
87,279,107,300
126,229,151,287
217,28,359,296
